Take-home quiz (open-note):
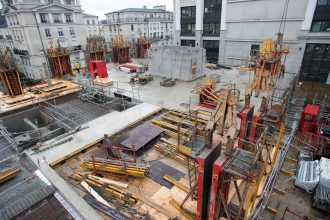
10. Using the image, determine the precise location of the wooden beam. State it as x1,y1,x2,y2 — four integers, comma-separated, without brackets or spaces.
273,187,286,196
285,156,297,164
281,168,294,177
266,206,278,215
163,174,189,193
169,198,195,220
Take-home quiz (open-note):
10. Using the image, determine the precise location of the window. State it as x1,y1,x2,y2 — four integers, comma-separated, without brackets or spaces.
44,28,51,37
204,0,222,17
300,43,330,83
65,13,73,23
250,44,260,57
181,6,196,17
53,13,62,23
69,27,75,36
40,13,49,23
131,24,134,31
317,0,330,5
87,19,90,25
311,20,330,32
110,26,112,31
92,19,95,25
181,23,195,35
58,28,64,37
181,40,195,47
203,40,219,63
203,22,220,36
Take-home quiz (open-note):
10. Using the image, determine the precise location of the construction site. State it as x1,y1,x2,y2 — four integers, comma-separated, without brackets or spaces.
0,10,330,220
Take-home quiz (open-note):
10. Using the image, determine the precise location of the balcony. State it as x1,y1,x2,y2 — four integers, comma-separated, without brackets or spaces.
6,35,13,40
13,48,29,56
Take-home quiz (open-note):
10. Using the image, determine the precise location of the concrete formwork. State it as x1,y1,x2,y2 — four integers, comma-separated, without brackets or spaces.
148,46,206,81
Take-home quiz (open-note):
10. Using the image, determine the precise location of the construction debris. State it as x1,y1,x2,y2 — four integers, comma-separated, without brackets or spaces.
75,172,139,205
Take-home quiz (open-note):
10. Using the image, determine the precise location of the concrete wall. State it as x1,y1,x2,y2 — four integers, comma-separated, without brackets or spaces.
148,45,205,81
219,0,310,73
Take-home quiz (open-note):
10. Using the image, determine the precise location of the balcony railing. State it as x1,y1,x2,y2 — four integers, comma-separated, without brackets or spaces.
13,48,29,56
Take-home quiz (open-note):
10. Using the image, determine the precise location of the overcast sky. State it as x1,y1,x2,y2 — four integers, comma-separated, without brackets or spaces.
80,0,174,20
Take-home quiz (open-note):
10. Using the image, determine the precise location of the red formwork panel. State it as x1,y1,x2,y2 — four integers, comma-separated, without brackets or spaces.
89,60,108,78
196,140,221,220
250,110,264,143
237,104,255,148
208,154,230,220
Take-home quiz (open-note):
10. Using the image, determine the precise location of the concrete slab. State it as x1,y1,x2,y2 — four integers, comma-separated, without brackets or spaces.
38,162,103,220
27,102,161,164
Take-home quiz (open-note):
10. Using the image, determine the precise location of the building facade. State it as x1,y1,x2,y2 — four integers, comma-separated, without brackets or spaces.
1,0,87,79
82,13,100,37
174,0,330,83
103,6,174,46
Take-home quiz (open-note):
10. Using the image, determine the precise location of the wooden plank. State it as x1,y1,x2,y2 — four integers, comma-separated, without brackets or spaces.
80,180,111,207
280,168,294,177
273,187,286,196
169,198,196,220
266,206,278,215
83,194,129,220
163,174,189,193
80,173,128,189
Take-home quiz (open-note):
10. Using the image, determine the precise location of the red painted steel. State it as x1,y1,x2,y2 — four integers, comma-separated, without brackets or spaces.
89,60,108,78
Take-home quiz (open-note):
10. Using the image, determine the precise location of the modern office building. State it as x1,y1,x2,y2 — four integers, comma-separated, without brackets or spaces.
174,0,330,83
1,0,87,79
103,6,174,46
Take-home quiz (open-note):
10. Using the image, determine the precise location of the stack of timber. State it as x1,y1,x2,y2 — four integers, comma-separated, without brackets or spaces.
0,168,21,184
79,159,149,177
151,109,210,139
75,172,139,205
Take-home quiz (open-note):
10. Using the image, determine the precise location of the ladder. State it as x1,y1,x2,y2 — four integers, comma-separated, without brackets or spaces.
7,72,21,96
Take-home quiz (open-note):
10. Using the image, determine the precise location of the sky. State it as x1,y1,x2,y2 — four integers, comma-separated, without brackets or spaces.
80,0,174,20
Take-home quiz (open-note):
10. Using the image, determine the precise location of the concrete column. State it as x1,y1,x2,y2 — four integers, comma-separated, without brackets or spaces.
36,13,41,24
195,0,204,48
72,13,76,23
49,13,53,23
61,13,66,23
219,0,227,65
301,0,317,30
174,0,181,45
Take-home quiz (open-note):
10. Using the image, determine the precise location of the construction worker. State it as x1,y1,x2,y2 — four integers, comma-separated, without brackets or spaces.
75,61,80,73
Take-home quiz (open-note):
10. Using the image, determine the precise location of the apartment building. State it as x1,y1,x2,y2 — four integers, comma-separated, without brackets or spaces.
82,13,100,37
174,0,330,83
1,0,87,79
103,6,174,46
0,15,14,53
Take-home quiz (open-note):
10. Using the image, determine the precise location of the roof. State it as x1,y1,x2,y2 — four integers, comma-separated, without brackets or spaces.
83,13,98,18
0,15,7,29
105,8,168,15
